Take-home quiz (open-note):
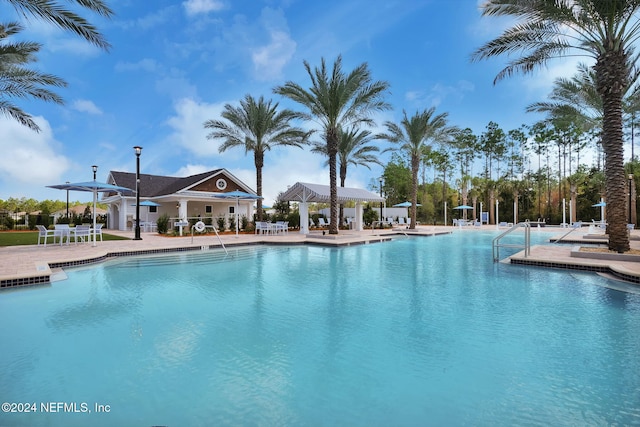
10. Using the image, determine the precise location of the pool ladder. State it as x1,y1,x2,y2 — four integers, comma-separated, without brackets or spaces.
492,221,531,262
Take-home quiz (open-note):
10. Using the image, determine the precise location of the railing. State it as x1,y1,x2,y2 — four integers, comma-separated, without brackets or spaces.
553,222,582,244
191,222,228,255
492,221,531,262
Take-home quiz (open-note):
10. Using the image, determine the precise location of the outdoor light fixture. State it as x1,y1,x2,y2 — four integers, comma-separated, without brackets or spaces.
66,181,70,219
92,165,98,180
133,146,143,241
379,177,384,223
629,174,634,225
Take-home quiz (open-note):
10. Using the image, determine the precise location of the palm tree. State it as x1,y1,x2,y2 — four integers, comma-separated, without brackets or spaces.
472,0,640,252
274,56,390,234
6,0,113,49
0,22,66,131
378,108,457,229
311,127,382,225
0,1,112,130
204,94,310,221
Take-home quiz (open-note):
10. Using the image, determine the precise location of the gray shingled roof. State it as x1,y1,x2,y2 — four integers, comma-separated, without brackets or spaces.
109,169,223,197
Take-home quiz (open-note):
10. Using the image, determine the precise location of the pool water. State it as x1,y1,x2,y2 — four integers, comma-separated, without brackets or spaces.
1,231,639,426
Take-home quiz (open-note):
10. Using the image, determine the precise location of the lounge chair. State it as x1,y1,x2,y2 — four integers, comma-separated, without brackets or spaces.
318,218,328,228
398,217,407,226
36,225,56,246
274,221,288,234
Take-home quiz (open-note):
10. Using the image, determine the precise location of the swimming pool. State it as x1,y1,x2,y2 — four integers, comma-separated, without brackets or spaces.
1,231,639,426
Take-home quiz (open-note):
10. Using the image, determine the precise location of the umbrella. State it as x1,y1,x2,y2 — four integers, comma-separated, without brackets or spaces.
453,205,474,210
393,201,422,207
132,200,161,225
217,190,263,235
48,181,133,246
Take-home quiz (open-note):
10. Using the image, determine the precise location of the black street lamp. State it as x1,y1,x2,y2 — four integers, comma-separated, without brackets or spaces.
379,177,383,223
92,165,97,180
65,181,70,219
133,146,143,240
629,174,634,225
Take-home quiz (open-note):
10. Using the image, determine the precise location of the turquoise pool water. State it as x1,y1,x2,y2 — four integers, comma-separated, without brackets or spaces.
1,231,639,426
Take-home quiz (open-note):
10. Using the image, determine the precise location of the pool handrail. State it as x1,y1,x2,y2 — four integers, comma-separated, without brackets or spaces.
191,222,228,255
492,221,531,262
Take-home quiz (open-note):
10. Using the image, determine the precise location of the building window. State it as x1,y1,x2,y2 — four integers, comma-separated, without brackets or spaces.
205,205,212,213
149,206,157,213
229,206,235,214
216,178,227,190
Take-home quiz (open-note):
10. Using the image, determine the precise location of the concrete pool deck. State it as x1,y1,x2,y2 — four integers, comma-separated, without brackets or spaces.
1,225,640,289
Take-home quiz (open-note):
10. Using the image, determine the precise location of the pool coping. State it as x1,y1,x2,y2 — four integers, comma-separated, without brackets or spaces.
0,229,449,289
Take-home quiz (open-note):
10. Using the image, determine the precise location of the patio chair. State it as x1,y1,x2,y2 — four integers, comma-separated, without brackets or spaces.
36,225,56,246
274,221,289,234
398,217,407,226
255,221,271,234
94,223,104,241
318,218,328,228
73,225,91,243
309,218,316,228
54,224,71,245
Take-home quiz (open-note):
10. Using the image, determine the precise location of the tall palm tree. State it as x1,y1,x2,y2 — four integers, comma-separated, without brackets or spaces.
274,55,390,234
0,22,66,131
204,94,310,221
6,0,113,49
311,127,382,225
472,0,640,252
378,108,457,229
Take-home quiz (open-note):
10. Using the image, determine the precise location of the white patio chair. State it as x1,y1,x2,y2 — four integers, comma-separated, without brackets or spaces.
255,221,271,234
94,223,104,241
318,218,328,228
36,225,56,246
274,221,289,234
54,224,71,245
398,217,407,226
73,225,91,243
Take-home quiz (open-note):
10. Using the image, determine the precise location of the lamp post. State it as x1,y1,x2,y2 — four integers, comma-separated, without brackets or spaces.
133,146,143,240
629,174,634,225
65,181,70,219
379,177,383,224
92,165,97,180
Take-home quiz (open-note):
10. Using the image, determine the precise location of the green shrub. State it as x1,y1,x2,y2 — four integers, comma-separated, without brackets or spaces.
241,215,248,231
216,215,226,232
228,215,236,232
156,213,170,234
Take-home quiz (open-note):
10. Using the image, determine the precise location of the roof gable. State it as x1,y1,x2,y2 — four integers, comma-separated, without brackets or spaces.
280,182,384,203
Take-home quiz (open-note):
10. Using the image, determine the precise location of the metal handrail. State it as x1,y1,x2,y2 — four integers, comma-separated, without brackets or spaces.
553,223,582,244
191,223,228,255
492,221,531,262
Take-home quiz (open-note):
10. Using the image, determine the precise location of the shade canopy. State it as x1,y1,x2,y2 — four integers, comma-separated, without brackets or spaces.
592,202,606,207
453,205,474,210
280,182,384,203
216,190,262,235
393,201,422,207
48,180,133,246
132,200,161,207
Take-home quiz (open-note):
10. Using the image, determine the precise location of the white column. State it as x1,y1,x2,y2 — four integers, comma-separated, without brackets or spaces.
496,200,499,230
480,202,483,224
562,198,566,227
300,202,309,234
444,201,447,227
355,202,363,231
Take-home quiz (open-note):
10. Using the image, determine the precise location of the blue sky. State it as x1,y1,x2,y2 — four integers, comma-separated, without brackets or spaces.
0,0,582,205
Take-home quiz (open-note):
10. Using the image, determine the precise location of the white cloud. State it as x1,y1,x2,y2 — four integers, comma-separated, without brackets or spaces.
165,97,232,157
0,117,71,187
71,99,103,115
174,163,211,177
183,0,225,16
251,30,296,81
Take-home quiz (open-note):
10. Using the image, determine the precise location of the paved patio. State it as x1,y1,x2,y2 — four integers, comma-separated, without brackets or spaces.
2,225,640,289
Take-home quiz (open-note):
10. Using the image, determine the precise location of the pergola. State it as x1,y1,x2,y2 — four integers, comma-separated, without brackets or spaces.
279,182,384,234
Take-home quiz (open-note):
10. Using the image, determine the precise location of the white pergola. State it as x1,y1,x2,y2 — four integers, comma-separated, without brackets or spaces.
279,182,384,234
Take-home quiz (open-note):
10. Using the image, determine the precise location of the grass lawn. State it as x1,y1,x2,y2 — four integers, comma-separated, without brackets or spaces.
0,231,130,247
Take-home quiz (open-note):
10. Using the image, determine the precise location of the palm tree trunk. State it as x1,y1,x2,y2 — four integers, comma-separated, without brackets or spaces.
328,129,339,234
595,51,630,252
255,151,264,221
411,154,419,229
339,162,347,227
